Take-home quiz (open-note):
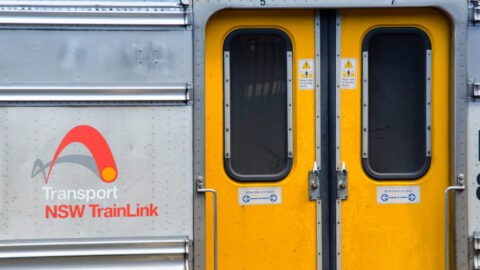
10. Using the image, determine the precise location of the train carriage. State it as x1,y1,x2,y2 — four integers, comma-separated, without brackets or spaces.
0,0,476,269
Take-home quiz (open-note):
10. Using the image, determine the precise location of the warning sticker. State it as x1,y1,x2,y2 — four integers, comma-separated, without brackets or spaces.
299,59,314,90
238,187,282,206
340,58,357,89
377,186,420,204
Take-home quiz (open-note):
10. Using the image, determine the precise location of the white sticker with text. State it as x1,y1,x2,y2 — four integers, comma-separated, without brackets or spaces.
238,186,282,205
377,186,420,204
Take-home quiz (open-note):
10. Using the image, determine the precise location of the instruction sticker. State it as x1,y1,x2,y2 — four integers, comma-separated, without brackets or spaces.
377,186,420,204
238,187,282,205
298,59,314,90
340,58,357,89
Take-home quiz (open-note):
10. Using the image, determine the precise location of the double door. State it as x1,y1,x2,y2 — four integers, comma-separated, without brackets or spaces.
205,8,450,270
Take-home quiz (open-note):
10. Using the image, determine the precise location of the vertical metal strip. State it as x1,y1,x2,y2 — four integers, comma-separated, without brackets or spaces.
193,22,206,270
335,11,342,270
287,51,294,158
314,10,322,270
426,50,432,157
316,199,322,270
336,199,341,270
335,12,341,171
362,51,368,158
315,10,322,168
224,51,231,158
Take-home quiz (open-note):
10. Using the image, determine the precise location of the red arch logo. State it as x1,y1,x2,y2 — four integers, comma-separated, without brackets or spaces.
46,125,118,183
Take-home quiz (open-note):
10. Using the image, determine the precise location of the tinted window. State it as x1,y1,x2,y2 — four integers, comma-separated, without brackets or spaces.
362,28,431,179
224,29,293,181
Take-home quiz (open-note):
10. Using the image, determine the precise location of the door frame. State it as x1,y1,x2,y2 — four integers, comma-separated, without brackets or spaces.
194,3,468,270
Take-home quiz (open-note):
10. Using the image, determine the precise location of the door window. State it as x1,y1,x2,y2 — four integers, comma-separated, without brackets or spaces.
361,27,432,180
223,29,293,181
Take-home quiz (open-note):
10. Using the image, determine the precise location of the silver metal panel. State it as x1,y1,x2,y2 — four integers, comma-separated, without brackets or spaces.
0,106,193,240
467,26,480,268
467,103,480,237
1,256,187,270
469,27,480,80
287,51,294,158
315,11,321,169
0,29,192,86
426,50,432,157
0,85,190,102
0,1,180,5
0,1,189,26
193,1,469,270
0,236,188,258
335,13,341,171
455,6,470,270
224,52,231,158
362,51,368,158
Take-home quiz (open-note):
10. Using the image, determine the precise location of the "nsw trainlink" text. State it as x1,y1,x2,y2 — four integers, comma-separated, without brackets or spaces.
45,204,159,218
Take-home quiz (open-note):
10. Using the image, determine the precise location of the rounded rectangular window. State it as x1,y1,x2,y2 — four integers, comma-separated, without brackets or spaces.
223,29,293,182
361,27,431,180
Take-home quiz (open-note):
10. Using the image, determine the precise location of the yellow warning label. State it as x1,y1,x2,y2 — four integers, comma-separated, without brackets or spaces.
302,61,311,69
344,60,353,68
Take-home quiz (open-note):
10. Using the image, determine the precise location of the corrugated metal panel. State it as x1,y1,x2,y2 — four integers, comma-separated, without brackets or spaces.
0,236,190,269
0,1,190,26
0,86,190,103
0,29,192,87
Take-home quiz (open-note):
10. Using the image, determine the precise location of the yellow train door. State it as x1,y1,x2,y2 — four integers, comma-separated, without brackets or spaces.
339,9,450,270
205,10,317,270
204,8,450,270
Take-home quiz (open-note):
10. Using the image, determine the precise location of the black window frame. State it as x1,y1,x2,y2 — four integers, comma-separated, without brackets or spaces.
223,28,293,182
361,27,432,180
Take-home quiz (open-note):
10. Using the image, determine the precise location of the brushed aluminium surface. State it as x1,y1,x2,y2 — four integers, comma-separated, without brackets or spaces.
0,106,193,240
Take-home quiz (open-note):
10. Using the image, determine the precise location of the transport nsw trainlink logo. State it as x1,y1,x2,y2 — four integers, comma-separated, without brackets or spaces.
32,125,118,183
32,126,158,219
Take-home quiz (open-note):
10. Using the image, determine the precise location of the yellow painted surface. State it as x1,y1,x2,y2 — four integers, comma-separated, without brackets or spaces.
205,10,316,270
340,9,450,270
205,8,450,270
